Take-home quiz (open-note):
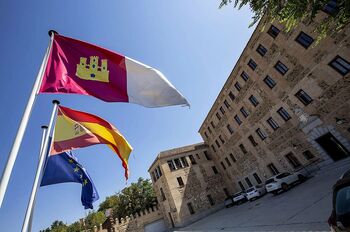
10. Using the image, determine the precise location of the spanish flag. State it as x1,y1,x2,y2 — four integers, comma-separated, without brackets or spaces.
51,106,133,179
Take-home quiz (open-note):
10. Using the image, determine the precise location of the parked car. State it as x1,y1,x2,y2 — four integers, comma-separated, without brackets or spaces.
265,172,305,195
224,196,234,208
246,184,267,201
328,169,350,231
232,191,247,205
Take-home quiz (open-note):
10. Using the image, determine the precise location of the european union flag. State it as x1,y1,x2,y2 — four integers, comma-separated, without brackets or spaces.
41,152,99,209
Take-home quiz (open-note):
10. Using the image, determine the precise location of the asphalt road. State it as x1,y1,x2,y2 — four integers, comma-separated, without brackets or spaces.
176,158,350,231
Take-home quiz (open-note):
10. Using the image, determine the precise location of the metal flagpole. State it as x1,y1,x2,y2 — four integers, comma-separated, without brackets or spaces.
22,100,60,232
0,31,55,207
27,125,48,232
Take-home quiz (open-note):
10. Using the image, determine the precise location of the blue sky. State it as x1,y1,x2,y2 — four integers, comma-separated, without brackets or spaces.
0,0,255,231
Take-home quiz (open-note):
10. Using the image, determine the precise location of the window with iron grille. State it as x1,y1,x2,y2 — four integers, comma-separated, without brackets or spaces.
248,135,258,146
216,112,221,120
249,95,259,107
229,91,235,101
174,158,183,169
219,135,225,144
267,117,279,130
267,163,279,175
253,173,262,184
295,89,313,106
234,82,242,91
224,100,230,108
240,107,249,118
234,115,242,125
248,59,257,70
263,75,276,89
275,61,289,75
229,153,236,162
167,160,175,171
267,25,280,38
204,151,212,160
245,177,253,187
256,128,267,140
212,166,218,174
239,144,248,154
329,55,350,76
285,152,302,168
241,71,249,81
177,177,184,187
220,106,225,115
256,44,267,56
295,32,314,48
225,157,232,166
227,124,234,134
181,157,189,167
221,161,226,170
277,107,291,121
189,155,197,165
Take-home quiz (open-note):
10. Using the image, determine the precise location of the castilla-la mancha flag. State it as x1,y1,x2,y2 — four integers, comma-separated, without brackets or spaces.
51,105,133,179
39,34,189,107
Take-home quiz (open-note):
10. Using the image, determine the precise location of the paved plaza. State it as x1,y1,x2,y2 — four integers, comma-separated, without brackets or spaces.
177,158,350,231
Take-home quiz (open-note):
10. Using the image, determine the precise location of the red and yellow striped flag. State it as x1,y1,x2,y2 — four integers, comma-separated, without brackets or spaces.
51,106,133,179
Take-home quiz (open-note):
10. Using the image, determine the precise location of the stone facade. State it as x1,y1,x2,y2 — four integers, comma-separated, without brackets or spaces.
148,143,228,229
198,12,350,194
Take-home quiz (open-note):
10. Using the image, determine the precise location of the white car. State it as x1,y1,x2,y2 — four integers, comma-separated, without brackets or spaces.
265,172,305,195
246,184,267,201
232,191,247,204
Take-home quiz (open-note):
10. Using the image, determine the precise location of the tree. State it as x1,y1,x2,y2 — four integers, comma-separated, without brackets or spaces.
85,211,106,230
66,221,81,232
220,0,350,42
41,220,67,232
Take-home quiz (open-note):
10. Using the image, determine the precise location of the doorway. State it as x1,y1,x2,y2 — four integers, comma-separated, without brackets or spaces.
316,132,350,161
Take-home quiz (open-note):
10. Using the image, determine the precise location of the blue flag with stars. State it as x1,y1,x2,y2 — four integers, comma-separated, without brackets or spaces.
41,151,99,209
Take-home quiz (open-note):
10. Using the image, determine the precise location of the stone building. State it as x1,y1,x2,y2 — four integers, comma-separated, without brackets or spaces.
199,10,350,194
148,143,228,229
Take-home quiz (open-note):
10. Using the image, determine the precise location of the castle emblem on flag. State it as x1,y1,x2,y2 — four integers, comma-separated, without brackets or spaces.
76,56,109,82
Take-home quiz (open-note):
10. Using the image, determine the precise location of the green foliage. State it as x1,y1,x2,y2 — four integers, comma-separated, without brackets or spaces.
40,220,67,232
66,221,81,232
219,0,350,42
85,211,106,229
98,177,156,219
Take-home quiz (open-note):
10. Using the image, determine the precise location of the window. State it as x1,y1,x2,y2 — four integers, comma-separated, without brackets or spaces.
238,181,245,191
234,82,242,91
207,126,212,134
329,55,350,76
229,153,236,163
174,158,183,169
157,166,162,177
229,91,235,101
188,155,196,165
221,161,226,170
160,188,166,201
239,144,248,154
267,25,280,38
216,112,221,120
303,150,315,160
234,115,242,125
224,100,230,108
295,32,314,48
227,124,234,134
253,173,262,184
220,106,225,115
240,107,249,118
195,153,200,160
295,89,313,106
225,157,232,166
177,177,184,187
248,135,258,146
323,0,338,15
248,59,257,70
181,157,189,167
167,160,175,171
249,95,259,107
267,163,279,175
223,188,230,197
263,75,276,89
241,71,249,81
211,145,216,152
207,195,215,206
151,172,156,182
204,151,212,160
187,202,195,215
245,177,253,187
210,121,215,128
285,152,302,168
219,135,225,144
256,44,267,56
215,139,220,148
256,128,267,140
212,166,218,174
277,107,291,121
274,61,289,75
204,131,208,139
267,117,279,130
